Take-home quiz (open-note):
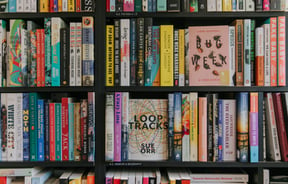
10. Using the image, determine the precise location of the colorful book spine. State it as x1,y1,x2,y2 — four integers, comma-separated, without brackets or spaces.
173,92,182,161
68,102,74,161
7,94,16,160
130,18,137,86
0,20,6,87
255,27,264,86
75,22,82,86
206,94,213,161
121,92,129,161
157,0,166,11
74,102,81,161
270,17,277,86
50,0,54,12
244,19,251,86
40,0,49,12
168,93,174,160
263,20,270,86
222,0,232,11
69,22,76,86
62,97,73,161
106,25,114,86
123,0,134,11
29,29,37,87
82,17,94,86
22,93,29,161
49,103,55,161
114,92,122,162
189,92,198,161
231,0,236,11
151,26,160,86
212,93,219,162
105,93,114,161
173,29,179,86
182,94,190,161
29,93,38,161
68,0,75,11
250,92,259,163
184,29,189,86
120,19,130,86
44,18,51,86
198,97,207,162
160,25,173,86
54,0,58,11
277,16,285,86
51,17,65,86
37,99,45,161
55,103,62,161
36,29,42,87
136,18,144,86
80,99,88,161
21,29,28,87
144,18,153,86
236,92,249,162
263,0,270,10
87,92,95,162
217,99,223,161
178,29,185,86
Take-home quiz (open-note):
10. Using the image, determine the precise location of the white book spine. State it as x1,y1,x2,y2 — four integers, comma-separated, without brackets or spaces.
69,22,76,86
75,22,82,86
237,0,246,11
286,0,288,11
142,0,148,11
16,0,24,12
14,93,23,161
246,0,255,11
21,29,28,86
222,100,236,161
182,93,190,162
263,23,270,86
229,26,235,86
265,93,281,161
216,0,222,11
24,176,31,184
105,93,114,161
7,93,17,161
120,19,130,86
189,92,198,161
62,0,68,11
263,169,270,184
207,0,217,11
24,0,30,12
30,0,37,12
244,19,251,86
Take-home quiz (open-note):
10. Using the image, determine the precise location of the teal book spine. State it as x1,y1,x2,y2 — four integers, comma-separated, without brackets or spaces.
55,103,62,161
44,18,52,86
157,0,167,11
29,93,38,161
135,0,142,12
151,26,160,86
8,0,16,12
68,103,74,161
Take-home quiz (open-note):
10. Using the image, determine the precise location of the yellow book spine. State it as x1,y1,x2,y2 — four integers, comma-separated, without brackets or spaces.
160,25,174,86
69,179,81,184
222,0,232,11
68,0,75,11
58,0,62,12
106,25,114,86
178,29,185,86
39,0,49,12
189,92,198,161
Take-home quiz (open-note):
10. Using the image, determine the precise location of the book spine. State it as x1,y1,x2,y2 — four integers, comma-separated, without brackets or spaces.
82,16,94,86
60,27,69,86
216,0,222,11
1,94,7,161
120,19,130,86
277,16,285,86
270,17,277,86
234,20,244,86
44,100,50,161
114,19,120,86
263,0,270,10
142,0,148,11
250,20,255,86
80,99,88,161
15,93,23,161
44,18,52,86
144,18,153,86
130,18,137,86
40,0,49,12
178,29,185,86
270,0,283,10
167,0,180,12
68,102,74,161
23,93,29,161
37,99,45,161
237,0,245,11
189,0,198,12
157,0,166,11
255,0,262,11
29,29,37,87
173,92,182,161
217,99,223,161
206,94,213,161
54,0,58,11
151,26,160,86
182,94,190,162
184,29,189,86
229,26,235,86
55,103,62,161
49,103,55,161
61,98,71,161
17,0,23,13
231,0,237,11
116,0,123,11
29,0,36,12
74,102,81,161
63,0,68,11
244,19,251,86
123,0,134,11
212,94,219,161
263,22,270,86
222,0,232,11
105,93,114,161
207,0,216,11
69,22,76,86
87,92,95,162
134,0,142,12
168,93,174,160
136,18,144,86
29,93,38,161
160,25,173,86
189,92,198,161
114,92,122,161
75,22,82,86
106,25,114,86
152,0,156,11
250,92,259,163
40,29,45,87
198,97,207,162
36,29,42,87
121,92,129,161
76,0,81,11
173,30,179,86
246,0,255,11
147,0,152,11
0,20,6,87
81,0,94,11
21,29,28,87
68,0,75,11
9,0,16,12
50,0,54,12
255,27,264,86
7,96,16,161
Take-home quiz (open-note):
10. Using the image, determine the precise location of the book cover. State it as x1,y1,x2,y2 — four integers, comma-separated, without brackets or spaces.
237,0,245,11
63,0,68,11
44,18,51,86
182,93,190,161
121,92,129,161
120,19,130,86
116,0,123,11
82,16,94,86
277,16,285,86
87,92,95,162
173,92,182,161
160,25,173,86
128,99,168,161
255,27,264,86
50,0,54,12
216,0,222,11
168,93,174,160
114,92,122,162
198,97,207,162
189,92,198,161
250,92,259,163
105,93,114,161
75,22,82,86
188,25,230,86
106,25,114,86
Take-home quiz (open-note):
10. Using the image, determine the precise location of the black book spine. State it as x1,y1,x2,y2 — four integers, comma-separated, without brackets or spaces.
44,100,51,161
167,0,180,12
60,27,69,86
206,94,214,161
116,0,123,12
130,18,137,86
255,0,262,11
137,18,145,86
81,0,94,11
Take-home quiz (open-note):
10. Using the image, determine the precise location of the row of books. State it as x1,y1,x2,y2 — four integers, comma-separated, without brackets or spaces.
106,168,249,184
0,17,94,87
0,92,95,162
0,167,94,184
105,16,286,87
105,91,259,162
263,92,288,162
0,0,94,13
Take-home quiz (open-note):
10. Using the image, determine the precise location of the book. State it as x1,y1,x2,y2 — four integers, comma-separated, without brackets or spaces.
49,103,55,161
120,19,130,86
128,99,168,161
87,92,95,162
114,92,122,162
44,18,51,86
188,25,230,86
255,27,264,86
250,92,259,163
151,26,160,86
0,167,42,176
69,22,76,86
277,16,285,86
106,25,114,86
182,93,190,161
189,92,198,161
74,102,81,161
105,93,114,161
136,18,144,86
198,97,207,162
270,17,277,86
29,93,38,161
37,99,45,161
263,19,270,86
178,29,185,86
144,18,153,86
168,93,174,160
75,22,82,86
22,93,29,161
243,19,251,86
173,92,182,161
60,27,69,86
80,99,88,161
121,92,129,161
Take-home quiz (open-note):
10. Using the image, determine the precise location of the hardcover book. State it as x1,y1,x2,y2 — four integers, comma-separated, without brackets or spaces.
128,99,168,161
188,25,230,86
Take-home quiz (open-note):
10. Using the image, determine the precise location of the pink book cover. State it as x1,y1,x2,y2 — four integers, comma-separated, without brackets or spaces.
270,17,277,86
188,25,230,86
263,0,270,10
198,97,207,162
114,92,122,162
123,0,134,12
277,16,285,86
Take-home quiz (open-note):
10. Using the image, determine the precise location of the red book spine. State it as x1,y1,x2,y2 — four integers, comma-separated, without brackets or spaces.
41,29,45,87
61,97,69,161
272,93,288,161
277,16,286,86
36,29,41,87
270,17,277,86
106,0,110,12
0,177,7,184
50,0,54,12
49,103,56,161
76,0,81,12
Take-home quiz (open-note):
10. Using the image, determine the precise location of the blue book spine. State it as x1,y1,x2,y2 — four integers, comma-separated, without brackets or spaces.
130,18,137,86
168,93,174,160
8,0,16,12
23,93,29,161
68,103,74,161
173,92,182,161
31,171,52,184
152,0,156,11
148,0,152,11
151,26,160,86
37,99,45,161
54,0,58,12
55,103,62,161
44,100,50,161
88,92,95,162
217,99,223,161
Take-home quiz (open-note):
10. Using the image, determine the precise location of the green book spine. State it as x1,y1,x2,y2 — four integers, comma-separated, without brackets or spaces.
29,93,38,161
55,103,62,161
135,0,142,12
44,18,51,86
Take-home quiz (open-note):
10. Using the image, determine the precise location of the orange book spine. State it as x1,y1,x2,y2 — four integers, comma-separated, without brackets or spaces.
58,0,62,12
277,16,286,86
255,27,264,86
76,0,81,12
270,17,277,86
198,97,207,162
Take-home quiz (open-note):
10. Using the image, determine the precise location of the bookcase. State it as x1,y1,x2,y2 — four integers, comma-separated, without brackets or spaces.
1,1,288,184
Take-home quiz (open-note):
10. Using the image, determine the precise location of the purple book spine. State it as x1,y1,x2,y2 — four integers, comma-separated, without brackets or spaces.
114,92,122,161
249,112,259,162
